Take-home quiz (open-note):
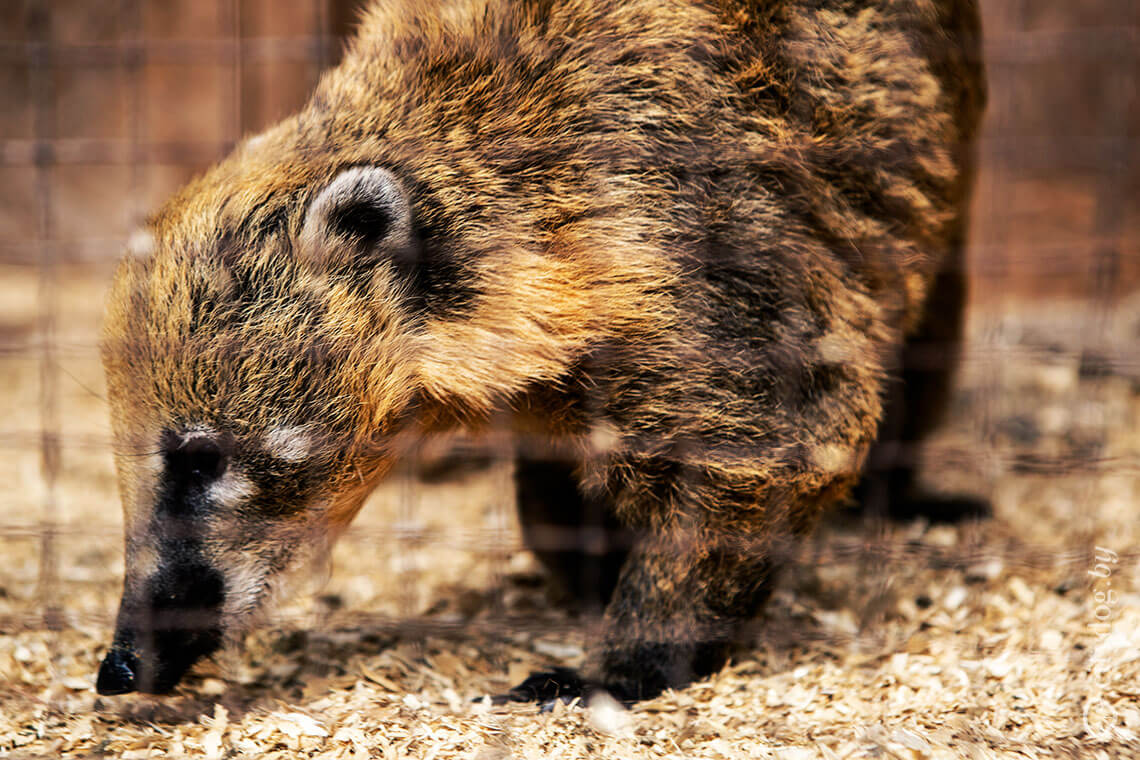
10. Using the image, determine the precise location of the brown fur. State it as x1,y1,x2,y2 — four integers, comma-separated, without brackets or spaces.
98,0,984,700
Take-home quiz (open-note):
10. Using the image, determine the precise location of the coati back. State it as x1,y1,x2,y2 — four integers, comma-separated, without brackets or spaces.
96,0,984,701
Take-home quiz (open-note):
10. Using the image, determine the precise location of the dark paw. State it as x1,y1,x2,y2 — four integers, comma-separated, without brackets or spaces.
887,493,992,523
490,667,592,706
597,637,732,703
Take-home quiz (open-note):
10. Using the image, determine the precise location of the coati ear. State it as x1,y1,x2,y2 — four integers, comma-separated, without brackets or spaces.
300,166,414,272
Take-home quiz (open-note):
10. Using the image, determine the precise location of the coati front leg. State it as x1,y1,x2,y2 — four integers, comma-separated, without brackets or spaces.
508,320,884,702
586,510,782,702
509,451,829,703
581,453,847,702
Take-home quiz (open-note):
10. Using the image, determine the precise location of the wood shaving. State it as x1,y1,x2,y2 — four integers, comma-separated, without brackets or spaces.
2,274,1139,758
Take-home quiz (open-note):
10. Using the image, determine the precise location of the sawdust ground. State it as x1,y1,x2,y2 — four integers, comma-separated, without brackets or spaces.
1,265,1138,759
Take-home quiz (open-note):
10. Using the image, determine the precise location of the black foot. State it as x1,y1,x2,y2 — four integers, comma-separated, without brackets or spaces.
886,493,992,523
491,640,729,706
493,667,588,705
509,668,585,703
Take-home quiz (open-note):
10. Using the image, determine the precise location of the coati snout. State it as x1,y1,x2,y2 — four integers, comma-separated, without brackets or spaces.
98,431,230,694
97,562,225,695
98,0,985,701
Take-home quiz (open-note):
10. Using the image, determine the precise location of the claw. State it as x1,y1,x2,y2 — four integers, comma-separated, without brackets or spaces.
483,666,592,706
484,666,636,709
508,667,585,702
539,694,580,713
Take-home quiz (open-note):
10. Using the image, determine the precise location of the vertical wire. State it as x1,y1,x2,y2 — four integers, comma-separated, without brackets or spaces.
395,439,420,626
978,0,1017,513
489,423,513,623
27,3,64,692
387,0,420,628
1086,21,1137,339
229,0,243,143
1077,2,1138,554
315,0,330,74
1070,4,1139,730
122,0,144,231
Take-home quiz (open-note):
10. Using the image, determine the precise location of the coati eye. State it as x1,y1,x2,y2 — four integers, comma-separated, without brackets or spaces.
161,430,230,482
300,165,413,268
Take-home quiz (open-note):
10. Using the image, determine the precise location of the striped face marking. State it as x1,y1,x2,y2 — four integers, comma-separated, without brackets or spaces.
264,425,315,463
206,470,257,509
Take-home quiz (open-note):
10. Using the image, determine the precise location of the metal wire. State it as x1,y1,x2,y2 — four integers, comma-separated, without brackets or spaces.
1,0,1138,648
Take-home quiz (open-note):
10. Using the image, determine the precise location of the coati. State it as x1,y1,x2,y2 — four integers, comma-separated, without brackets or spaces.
96,0,985,702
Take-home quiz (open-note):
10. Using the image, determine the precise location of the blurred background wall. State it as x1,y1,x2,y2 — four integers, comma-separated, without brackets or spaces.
1,0,358,268
0,0,1137,298
971,0,1139,305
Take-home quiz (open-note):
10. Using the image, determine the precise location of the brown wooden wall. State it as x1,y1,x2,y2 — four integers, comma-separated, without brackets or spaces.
0,0,361,265
1,0,1137,303
971,0,1140,304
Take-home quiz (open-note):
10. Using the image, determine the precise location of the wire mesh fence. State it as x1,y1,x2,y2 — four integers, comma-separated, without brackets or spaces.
1,0,1139,755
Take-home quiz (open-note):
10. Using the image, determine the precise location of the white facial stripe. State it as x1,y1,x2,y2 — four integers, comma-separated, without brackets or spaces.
129,541,161,580
207,470,256,508
265,425,314,462
220,559,268,623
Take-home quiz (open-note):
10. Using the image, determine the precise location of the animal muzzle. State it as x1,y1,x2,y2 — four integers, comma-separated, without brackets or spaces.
96,557,226,695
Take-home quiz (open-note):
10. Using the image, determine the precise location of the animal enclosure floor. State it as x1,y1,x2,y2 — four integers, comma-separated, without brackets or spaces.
1,266,1138,759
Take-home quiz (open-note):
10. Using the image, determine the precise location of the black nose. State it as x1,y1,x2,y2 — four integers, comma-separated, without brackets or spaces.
96,645,140,695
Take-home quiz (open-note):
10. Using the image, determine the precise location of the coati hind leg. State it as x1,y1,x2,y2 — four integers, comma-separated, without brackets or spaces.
514,454,630,611
856,245,990,522
502,452,633,705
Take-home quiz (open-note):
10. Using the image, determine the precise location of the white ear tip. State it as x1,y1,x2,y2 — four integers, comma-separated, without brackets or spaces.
301,165,411,257
332,165,398,188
